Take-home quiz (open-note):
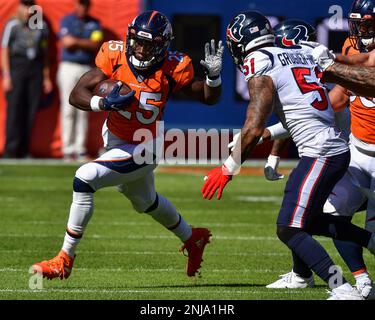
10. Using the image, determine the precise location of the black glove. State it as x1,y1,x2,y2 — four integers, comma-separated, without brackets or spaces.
102,82,135,111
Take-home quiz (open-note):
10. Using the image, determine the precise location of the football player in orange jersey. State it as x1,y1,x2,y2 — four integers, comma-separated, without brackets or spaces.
32,10,224,280
265,0,375,299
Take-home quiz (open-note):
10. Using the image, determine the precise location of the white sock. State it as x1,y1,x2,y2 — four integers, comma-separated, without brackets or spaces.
335,282,354,292
62,232,81,258
62,191,94,257
354,271,371,284
147,194,192,242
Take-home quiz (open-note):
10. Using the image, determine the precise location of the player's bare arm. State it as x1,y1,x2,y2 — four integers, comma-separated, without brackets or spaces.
180,39,224,105
269,139,288,157
69,67,107,110
335,52,371,65
335,49,375,66
311,43,375,97
328,84,350,112
180,79,221,105
235,75,275,163
324,63,375,97
70,67,135,112
201,75,275,200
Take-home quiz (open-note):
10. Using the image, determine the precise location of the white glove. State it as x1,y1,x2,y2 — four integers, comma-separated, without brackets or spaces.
264,155,284,181
200,39,224,79
228,132,263,152
311,44,336,72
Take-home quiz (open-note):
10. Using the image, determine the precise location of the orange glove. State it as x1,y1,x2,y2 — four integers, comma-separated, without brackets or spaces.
201,165,232,200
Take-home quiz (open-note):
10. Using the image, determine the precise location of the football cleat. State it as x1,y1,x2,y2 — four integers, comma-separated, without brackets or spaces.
327,286,364,300
180,228,212,277
266,270,315,289
356,279,375,300
32,250,75,280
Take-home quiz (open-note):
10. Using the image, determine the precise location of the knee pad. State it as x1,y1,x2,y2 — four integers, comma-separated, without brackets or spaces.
132,196,157,213
276,225,301,244
74,163,98,193
73,177,95,193
144,194,159,213
117,184,157,213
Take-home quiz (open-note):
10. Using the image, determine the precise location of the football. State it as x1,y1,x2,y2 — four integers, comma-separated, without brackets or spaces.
93,79,132,97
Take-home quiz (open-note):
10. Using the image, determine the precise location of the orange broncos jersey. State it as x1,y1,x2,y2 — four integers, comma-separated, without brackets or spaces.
95,40,194,143
342,38,375,144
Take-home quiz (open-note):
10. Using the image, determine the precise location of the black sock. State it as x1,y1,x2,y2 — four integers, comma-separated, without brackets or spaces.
292,251,313,278
278,226,347,284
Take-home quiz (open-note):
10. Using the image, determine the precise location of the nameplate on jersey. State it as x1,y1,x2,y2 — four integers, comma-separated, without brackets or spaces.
277,52,315,66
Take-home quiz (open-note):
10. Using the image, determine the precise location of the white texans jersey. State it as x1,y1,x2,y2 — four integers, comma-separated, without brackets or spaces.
243,44,348,157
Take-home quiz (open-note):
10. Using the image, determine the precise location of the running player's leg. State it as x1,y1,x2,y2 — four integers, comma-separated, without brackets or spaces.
32,145,155,279
326,168,369,284
276,152,373,299
117,172,211,277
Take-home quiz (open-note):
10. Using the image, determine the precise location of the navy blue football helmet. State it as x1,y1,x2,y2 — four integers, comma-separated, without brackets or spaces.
226,11,275,70
274,19,316,48
349,0,375,51
126,10,173,69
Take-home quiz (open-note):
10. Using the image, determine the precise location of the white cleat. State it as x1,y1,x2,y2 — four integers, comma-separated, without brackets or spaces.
266,270,315,289
356,280,375,300
327,286,364,300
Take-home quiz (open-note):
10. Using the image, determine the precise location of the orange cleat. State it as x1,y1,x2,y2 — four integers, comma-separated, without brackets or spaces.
32,250,75,280
180,228,212,277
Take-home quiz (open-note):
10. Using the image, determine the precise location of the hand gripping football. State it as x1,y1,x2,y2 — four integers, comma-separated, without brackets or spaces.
93,79,132,97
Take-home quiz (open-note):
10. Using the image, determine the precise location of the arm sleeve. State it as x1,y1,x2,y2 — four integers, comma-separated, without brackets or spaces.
95,42,112,77
243,51,273,81
267,122,290,140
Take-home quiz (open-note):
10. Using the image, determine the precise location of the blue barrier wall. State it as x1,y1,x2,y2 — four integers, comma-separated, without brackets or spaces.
146,0,351,130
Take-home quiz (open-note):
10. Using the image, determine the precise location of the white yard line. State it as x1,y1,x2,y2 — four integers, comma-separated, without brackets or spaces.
0,233,331,242
235,196,282,203
0,249,291,257
5,220,275,228
0,267,292,273
0,288,309,295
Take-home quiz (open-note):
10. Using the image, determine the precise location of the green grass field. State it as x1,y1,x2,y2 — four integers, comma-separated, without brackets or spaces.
0,163,373,300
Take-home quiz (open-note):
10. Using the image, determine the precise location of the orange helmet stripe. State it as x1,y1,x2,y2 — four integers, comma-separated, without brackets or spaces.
147,10,158,27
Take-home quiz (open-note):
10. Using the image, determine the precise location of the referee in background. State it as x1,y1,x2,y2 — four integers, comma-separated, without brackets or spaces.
57,0,103,161
1,0,52,158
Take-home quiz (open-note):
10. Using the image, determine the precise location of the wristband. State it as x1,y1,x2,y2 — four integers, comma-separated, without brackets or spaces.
90,95,102,112
205,75,222,87
223,155,241,175
267,122,290,140
266,154,280,168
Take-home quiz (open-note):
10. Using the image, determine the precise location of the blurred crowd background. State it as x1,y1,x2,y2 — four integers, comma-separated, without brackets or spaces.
0,0,351,159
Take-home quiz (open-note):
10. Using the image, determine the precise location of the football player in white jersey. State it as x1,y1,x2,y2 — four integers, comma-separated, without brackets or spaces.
264,0,375,299
262,19,317,181
201,10,375,300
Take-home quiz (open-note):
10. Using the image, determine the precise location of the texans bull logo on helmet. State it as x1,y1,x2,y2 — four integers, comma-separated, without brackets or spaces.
226,13,246,42
281,25,310,46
